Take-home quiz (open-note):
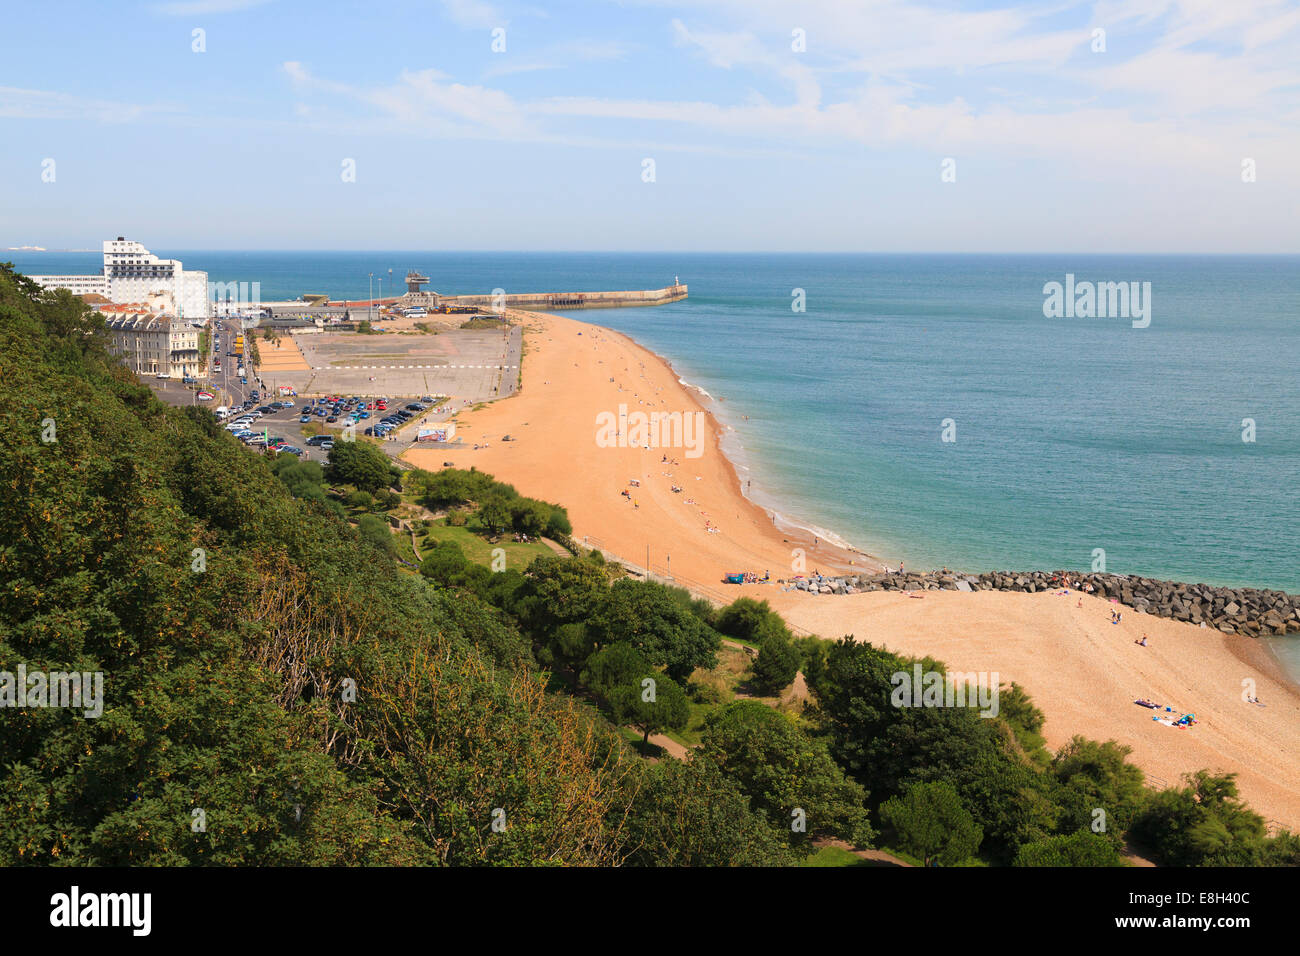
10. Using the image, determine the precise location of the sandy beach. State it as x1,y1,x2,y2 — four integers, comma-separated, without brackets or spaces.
406,310,876,590
404,309,1300,831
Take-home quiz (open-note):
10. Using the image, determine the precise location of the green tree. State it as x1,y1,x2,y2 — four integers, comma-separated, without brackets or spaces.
582,642,650,698
1050,736,1147,844
589,579,720,682
1013,830,1125,867
1130,771,1266,866
621,758,793,867
609,673,690,744
809,638,1057,863
700,701,874,850
716,597,779,643
880,781,983,866
326,439,399,493
751,629,800,693
272,457,326,501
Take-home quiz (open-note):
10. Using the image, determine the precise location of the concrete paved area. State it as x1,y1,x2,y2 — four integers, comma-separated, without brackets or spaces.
256,326,521,403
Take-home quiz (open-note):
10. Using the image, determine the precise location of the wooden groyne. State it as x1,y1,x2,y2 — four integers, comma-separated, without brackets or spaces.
404,283,688,312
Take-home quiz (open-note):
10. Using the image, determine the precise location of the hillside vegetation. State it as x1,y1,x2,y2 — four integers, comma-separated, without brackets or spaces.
2,264,1296,868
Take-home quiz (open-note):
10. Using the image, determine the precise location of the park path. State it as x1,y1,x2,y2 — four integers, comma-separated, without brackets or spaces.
814,838,913,867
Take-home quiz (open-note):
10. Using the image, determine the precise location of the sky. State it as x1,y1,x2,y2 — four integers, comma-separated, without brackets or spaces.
1,0,1298,252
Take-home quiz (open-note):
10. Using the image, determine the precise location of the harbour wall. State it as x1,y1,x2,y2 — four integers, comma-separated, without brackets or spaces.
404,283,688,311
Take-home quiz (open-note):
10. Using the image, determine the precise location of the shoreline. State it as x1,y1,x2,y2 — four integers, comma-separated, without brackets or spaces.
405,308,876,590
657,355,886,568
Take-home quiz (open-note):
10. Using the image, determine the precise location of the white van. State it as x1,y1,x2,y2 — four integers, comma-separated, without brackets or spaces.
216,406,230,418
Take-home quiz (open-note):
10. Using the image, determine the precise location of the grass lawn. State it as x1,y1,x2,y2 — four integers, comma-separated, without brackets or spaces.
419,518,553,569
659,644,760,749
796,846,872,867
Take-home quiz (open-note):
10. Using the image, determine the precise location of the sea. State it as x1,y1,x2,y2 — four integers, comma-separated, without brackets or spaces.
10,250,1299,674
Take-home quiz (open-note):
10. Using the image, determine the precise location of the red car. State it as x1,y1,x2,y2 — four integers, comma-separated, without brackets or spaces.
376,400,387,410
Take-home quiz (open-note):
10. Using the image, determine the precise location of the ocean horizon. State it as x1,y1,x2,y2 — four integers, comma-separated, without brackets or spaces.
12,251,1298,599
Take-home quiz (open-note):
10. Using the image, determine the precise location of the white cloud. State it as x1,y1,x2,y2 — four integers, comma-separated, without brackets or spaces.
153,0,272,14
0,86,180,123
439,0,504,29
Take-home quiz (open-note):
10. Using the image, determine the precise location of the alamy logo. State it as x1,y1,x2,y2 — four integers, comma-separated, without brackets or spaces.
595,404,705,459
210,280,262,313
50,886,151,936
1,666,103,718
890,663,1000,718
1042,274,1151,328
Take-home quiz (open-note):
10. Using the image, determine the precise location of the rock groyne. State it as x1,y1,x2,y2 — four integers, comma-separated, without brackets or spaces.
781,570,1300,637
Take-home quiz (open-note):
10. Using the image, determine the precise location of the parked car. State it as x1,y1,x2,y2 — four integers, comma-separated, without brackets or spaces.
305,435,330,446
277,446,304,456
326,415,338,423
320,440,334,451
299,414,312,423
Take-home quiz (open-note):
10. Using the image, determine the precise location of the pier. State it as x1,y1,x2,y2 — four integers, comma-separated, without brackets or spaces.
401,282,688,312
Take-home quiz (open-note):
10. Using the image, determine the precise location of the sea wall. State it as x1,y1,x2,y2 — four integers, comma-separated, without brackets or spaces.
781,570,1300,637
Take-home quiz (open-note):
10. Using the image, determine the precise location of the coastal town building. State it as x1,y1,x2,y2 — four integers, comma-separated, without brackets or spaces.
102,311,202,379
28,238,209,319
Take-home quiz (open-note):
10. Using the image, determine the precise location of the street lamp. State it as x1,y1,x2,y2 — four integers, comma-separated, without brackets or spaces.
368,272,374,323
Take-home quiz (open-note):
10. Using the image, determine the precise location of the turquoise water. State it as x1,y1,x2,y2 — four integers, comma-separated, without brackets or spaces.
11,251,1299,593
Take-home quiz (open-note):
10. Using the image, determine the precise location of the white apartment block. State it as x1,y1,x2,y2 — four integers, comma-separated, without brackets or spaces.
28,238,209,319
103,313,203,379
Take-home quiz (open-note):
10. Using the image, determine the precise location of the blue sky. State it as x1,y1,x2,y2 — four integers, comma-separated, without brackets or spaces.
2,0,1297,251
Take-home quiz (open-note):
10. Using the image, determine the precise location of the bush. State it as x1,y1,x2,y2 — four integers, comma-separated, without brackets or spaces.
880,782,983,866
345,490,374,511
751,630,800,694
356,514,396,557
1013,831,1124,867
